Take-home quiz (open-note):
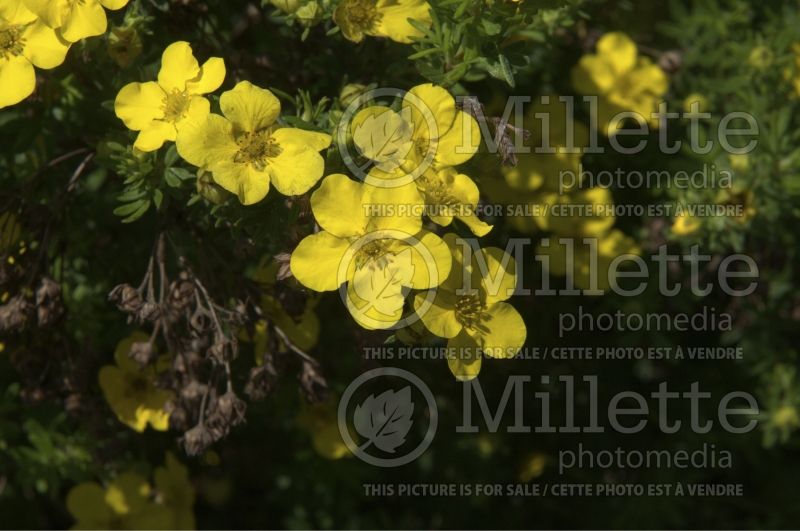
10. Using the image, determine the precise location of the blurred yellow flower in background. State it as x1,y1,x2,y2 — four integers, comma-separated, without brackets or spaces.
98,332,173,432
297,399,352,459
572,31,668,135
107,25,142,68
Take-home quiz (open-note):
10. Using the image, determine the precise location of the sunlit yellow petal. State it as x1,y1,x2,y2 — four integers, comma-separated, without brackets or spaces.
176,113,238,168
133,120,176,152
447,331,482,381
372,0,431,43
435,111,480,166
469,301,526,359
219,80,280,133
209,159,270,205
310,173,367,238
114,81,166,131
290,231,351,292
185,57,226,95
158,41,200,92
60,0,107,42
0,55,35,109
413,289,460,338
21,20,70,69
403,83,456,141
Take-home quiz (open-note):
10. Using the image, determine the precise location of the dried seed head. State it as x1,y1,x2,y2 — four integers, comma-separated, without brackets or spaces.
109,284,143,314
137,301,161,322
207,338,238,364
659,50,682,73
128,340,155,366
182,423,215,456
214,390,247,427
274,252,293,281
298,360,328,403
0,294,33,332
245,363,278,401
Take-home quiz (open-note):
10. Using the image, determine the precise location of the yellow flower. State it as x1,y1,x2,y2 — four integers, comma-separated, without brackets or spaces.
416,167,492,236
67,473,171,530
747,45,773,70
23,0,129,42
502,95,589,192
290,173,452,329
572,32,668,135
672,211,700,236
107,25,142,68
353,84,481,177
154,453,196,530
297,400,352,460
352,84,486,234
114,41,225,152
334,0,431,43
682,92,708,114
98,332,173,432
518,452,547,482
413,234,526,381
537,187,616,237
249,258,321,353
176,81,331,205
536,229,640,291
0,1,71,109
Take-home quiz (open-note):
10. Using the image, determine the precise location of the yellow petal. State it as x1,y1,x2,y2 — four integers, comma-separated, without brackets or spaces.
219,80,280,133
60,0,107,42
98,0,129,9
470,301,526,359
479,246,517,305
596,31,638,75
310,173,367,238
572,55,615,95
276,127,331,152
413,290,461,338
158,41,200,92
174,94,210,132
290,231,350,292
21,19,70,69
447,331,482,381
0,55,35,109
405,229,452,290
21,0,64,27
373,0,431,43
175,113,238,168
268,129,327,196
363,180,424,235
105,473,151,515
66,483,113,523
403,83,456,141
345,264,407,330
434,110,480,166
210,159,270,205
114,81,166,131
133,120,176,152
186,56,226,95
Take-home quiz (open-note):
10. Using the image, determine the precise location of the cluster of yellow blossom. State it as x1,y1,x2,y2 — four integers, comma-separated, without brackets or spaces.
0,0,130,108
67,453,195,529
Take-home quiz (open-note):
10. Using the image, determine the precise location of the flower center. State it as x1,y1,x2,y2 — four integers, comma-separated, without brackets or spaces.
355,240,390,269
455,293,486,329
344,0,380,31
161,89,191,122
233,131,283,170
418,173,459,207
0,25,25,59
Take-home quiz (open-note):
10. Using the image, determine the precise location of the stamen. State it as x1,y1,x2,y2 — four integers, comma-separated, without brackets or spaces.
233,131,283,171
